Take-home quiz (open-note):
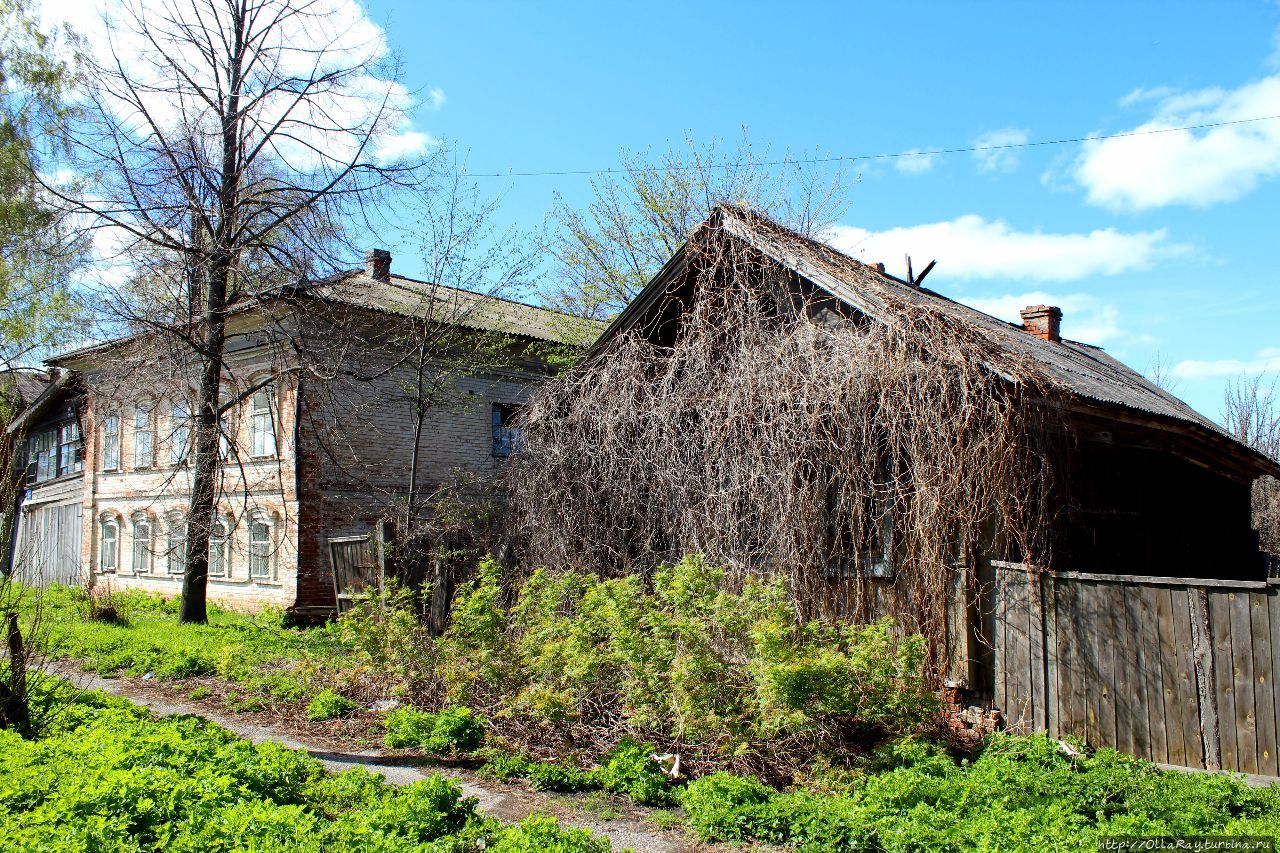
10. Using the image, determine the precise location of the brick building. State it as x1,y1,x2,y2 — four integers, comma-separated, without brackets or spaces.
6,251,593,614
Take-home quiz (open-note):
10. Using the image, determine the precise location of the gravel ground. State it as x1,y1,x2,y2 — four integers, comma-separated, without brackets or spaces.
55,667,701,853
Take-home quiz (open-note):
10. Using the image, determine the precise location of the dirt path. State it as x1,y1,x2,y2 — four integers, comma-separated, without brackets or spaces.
62,668,698,852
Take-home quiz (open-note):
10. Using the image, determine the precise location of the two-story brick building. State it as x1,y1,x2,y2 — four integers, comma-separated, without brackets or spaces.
6,251,593,614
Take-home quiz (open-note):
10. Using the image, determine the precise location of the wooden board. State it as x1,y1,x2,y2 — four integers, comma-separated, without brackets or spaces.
1209,591,1238,771
1231,590,1259,774
1154,587,1183,766
1251,592,1277,777
1173,588,1206,769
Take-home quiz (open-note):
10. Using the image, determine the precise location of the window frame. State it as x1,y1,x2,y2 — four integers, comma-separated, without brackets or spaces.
165,512,187,576
102,414,121,472
170,400,191,466
209,518,229,579
57,421,83,477
131,513,152,574
247,512,274,580
133,406,154,469
99,516,119,574
491,402,526,459
249,387,277,459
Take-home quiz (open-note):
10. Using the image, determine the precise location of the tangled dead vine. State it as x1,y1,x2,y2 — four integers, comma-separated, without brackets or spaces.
509,216,1071,667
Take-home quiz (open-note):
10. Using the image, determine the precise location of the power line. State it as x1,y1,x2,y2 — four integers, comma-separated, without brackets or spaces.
465,114,1280,179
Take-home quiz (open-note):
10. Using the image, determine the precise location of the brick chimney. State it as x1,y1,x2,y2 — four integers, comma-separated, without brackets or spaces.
364,248,391,282
1020,305,1062,343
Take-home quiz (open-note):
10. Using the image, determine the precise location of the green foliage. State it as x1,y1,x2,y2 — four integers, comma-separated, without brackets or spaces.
0,0,85,370
382,706,485,754
595,738,671,806
440,555,935,760
0,682,606,851
306,689,358,722
678,734,1280,851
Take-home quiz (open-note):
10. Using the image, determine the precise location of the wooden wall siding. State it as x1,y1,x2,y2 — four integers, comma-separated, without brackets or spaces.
13,500,83,587
992,563,1280,776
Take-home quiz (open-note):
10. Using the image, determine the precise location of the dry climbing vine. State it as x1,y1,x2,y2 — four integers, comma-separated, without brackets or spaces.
509,215,1070,669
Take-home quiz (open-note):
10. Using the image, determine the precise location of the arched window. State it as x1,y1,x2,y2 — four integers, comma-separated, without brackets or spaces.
248,513,273,579
166,512,187,576
210,519,229,579
250,387,276,458
131,513,152,573
99,516,119,574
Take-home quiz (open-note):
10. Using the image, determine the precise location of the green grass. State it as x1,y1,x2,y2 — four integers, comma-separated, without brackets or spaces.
0,682,610,852
32,585,327,708
677,736,1280,851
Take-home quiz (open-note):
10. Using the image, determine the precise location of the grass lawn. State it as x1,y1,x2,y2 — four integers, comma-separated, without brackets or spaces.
0,683,609,852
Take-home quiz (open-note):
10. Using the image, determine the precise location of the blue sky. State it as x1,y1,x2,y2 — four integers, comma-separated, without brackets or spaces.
355,0,1280,419
58,0,1276,419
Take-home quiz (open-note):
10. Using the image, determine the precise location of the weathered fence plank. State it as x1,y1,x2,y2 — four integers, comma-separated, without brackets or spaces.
990,565,1278,776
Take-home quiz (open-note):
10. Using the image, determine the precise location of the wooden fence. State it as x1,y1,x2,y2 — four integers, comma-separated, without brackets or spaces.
992,562,1280,776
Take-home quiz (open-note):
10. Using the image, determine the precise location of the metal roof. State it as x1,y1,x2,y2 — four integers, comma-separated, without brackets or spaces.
595,205,1279,477
307,271,603,345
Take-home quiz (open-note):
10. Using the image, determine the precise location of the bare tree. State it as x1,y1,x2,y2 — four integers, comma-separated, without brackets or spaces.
1223,373,1280,555
546,131,849,324
44,0,433,622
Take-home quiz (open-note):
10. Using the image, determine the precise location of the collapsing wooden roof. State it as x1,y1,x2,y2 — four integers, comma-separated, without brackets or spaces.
592,205,1280,482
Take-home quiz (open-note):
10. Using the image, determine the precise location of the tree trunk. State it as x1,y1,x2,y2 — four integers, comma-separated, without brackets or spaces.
1,612,31,736
179,252,228,624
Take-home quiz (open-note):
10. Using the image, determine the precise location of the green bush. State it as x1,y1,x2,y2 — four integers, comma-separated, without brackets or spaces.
382,706,485,753
678,734,1280,851
306,689,359,722
439,555,935,763
596,738,671,806
0,681,610,852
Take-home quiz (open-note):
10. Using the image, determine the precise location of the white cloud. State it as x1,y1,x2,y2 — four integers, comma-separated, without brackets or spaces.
823,215,1185,283
1172,347,1280,379
49,0,438,171
893,149,937,175
963,291,1124,345
972,128,1029,172
1074,75,1280,210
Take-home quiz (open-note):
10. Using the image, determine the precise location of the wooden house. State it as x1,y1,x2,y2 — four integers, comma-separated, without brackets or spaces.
579,205,1280,775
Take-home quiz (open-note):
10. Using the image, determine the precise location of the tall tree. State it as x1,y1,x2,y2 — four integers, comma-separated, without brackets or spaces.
0,0,84,371
44,0,433,622
545,132,848,326
1223,373,1280,555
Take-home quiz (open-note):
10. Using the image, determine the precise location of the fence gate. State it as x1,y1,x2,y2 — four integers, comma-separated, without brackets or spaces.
327,534,381,613
991,561,1280,777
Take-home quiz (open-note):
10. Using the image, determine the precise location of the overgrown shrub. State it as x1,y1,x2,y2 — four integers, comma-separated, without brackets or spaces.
306,689,358,722
439,555,935,774
383,705,485,753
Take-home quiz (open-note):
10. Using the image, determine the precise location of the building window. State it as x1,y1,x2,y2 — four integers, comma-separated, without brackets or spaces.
171,401,191,465
166,512,187,576
131,514,152,573
31,429,55,482
57,422,83,476
210,519,228,578
133,406,154,468
492,403,525,458
102,415,120,471
250,388,276,458
248,514,273,579
99,517,119,574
